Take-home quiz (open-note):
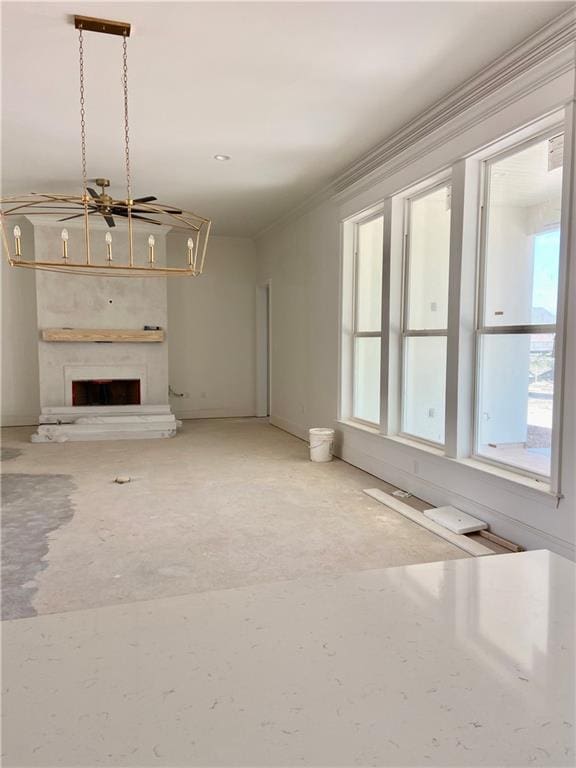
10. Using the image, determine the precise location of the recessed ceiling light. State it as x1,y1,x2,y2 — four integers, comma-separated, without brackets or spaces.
214,154,231,161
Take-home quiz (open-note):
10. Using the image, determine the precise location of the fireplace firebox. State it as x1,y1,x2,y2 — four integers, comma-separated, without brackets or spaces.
72,379,141,406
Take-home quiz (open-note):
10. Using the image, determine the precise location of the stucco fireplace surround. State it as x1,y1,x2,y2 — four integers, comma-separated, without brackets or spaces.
30,218,179,442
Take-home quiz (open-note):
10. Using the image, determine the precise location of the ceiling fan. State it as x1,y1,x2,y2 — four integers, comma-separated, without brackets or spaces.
59,178,182,227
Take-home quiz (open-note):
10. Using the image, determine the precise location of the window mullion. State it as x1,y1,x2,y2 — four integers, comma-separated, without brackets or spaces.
478,324,556,335
403,329,448,337
380,198,392,433
445,158,481,459
549,100,575,496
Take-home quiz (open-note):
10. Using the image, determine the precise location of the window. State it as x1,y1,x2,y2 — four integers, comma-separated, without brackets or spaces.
475,133,564,478
352,214,383,424
341,113,569,490
401,183,451,444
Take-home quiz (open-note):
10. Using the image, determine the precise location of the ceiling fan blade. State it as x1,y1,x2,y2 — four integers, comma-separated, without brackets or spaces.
111,206,156,214
111,202,183,215
58,212,93,222
132,196,157,203
87,188,100,199
102,214,116,228
112,210,161,225
128,213,162,225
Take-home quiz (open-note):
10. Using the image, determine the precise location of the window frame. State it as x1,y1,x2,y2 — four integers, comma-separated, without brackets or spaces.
339,107,571,496
350,209,385,427
472,126,564,482
398,179,452,448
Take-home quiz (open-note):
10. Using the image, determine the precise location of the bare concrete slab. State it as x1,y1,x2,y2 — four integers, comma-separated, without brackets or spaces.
1,474,75,619
1,419,466,618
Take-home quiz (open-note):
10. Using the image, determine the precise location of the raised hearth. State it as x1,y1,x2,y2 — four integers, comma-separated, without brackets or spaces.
32,405,179,443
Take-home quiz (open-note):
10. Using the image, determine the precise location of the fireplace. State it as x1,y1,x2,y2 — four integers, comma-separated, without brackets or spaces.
72,379,141,406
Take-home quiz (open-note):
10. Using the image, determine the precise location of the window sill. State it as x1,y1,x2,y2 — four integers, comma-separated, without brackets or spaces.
454,456,553,496
382,432,445,458
337,419,444,457
338,418,381,436
336,418,558,503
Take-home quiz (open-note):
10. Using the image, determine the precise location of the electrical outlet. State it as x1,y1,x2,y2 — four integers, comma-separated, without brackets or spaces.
430,302,437,312
428,407,435,418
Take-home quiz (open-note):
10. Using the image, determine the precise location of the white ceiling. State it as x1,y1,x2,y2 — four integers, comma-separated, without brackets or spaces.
1,1,571,236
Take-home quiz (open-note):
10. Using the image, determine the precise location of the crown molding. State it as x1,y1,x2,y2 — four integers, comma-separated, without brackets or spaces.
333,7,576,193
256,8,576,240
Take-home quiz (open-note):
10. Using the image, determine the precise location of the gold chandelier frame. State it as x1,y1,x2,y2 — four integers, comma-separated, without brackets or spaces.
1,193,211,278
0,14,211,278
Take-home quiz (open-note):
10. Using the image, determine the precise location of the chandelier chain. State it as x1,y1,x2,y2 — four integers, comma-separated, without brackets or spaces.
122,33,131,202
78,28,87,193
1,15,211,279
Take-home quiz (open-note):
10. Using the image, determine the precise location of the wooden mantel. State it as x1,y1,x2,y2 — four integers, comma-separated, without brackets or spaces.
41,328,165,343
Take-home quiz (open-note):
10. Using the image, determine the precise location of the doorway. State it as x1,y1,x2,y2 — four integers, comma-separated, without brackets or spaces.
256,282,271,418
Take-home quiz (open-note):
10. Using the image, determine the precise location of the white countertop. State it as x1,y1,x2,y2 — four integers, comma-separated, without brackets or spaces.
3,549,574,766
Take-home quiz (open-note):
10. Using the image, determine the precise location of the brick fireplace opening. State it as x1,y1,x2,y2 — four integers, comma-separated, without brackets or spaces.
72,379,141,406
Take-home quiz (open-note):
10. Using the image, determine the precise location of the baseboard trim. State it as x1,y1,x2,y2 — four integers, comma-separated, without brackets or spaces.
1,414,39,427
269,415,309,441
364,488,494,557
266,414,574,560
339,442,575,560
173,408,256,420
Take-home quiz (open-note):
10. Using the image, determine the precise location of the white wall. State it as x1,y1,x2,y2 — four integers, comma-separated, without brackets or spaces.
1,229,258,425
258,206,340,434
256,53,576,558
1,217,40,425
167,235,257,419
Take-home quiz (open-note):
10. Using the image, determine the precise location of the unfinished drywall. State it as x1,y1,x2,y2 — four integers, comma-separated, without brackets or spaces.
256,57,576,558
1,217,40,426
167,235,257,419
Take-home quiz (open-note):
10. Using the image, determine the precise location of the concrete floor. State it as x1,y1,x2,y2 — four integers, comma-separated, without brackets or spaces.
1,418,466,620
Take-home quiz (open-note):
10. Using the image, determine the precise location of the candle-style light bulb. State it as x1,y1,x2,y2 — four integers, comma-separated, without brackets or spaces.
105,231,113,262
61,228,69,261
187,237,194,268
13,225,22,258
148,235,155,265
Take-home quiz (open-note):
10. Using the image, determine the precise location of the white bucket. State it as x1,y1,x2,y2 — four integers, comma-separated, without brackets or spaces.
309,428,335,463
